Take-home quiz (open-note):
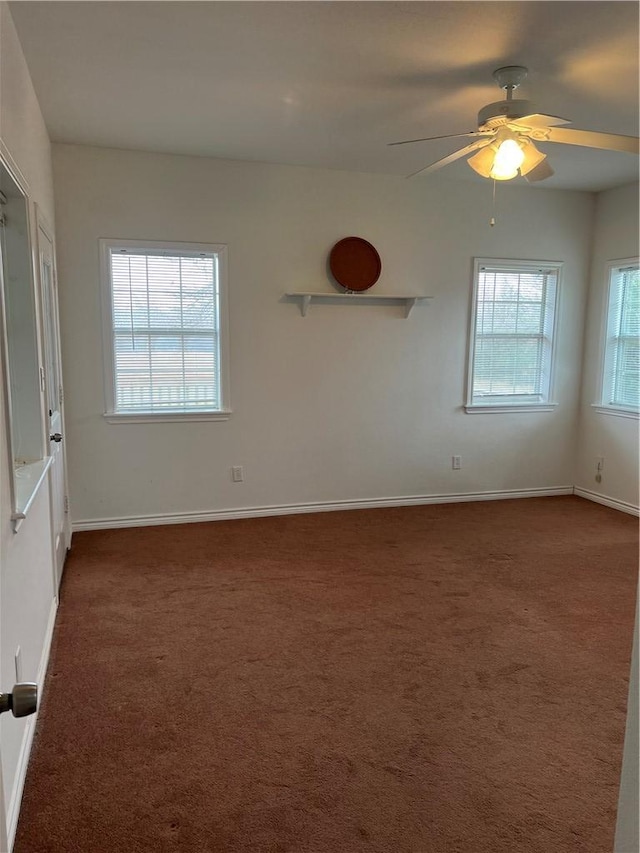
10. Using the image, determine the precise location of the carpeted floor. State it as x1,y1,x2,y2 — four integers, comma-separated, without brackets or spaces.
13,496,638,853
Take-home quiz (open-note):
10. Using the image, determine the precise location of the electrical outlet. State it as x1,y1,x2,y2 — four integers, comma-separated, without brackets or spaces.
14,646,22,682
231,465,244,483
452,455,462,470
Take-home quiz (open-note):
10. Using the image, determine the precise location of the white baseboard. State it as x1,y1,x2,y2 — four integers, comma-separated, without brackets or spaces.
72,486,574,532
6,597,58,853
573,487,639,517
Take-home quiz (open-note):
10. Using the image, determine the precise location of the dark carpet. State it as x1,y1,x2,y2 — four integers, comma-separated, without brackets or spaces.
13,496,638,852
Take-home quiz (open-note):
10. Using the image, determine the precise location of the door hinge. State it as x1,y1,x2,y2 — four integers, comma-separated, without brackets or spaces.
64,496,70,514
59,385,64,405
39,367,46,392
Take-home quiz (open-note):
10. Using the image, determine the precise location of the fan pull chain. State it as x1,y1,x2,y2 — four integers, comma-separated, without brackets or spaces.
490,179,497,227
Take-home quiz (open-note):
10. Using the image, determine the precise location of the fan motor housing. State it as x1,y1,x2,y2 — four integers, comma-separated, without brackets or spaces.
478,99,535,129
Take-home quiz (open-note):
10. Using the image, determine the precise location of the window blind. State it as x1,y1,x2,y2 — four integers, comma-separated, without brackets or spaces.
603,264,639,410
471,265,558,405
109,248,221,413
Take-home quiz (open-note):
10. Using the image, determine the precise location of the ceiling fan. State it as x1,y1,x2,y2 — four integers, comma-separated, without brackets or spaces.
390,66,639,182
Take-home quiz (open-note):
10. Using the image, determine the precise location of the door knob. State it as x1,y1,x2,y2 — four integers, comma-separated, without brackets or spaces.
0,683,38,718
50,433,63,442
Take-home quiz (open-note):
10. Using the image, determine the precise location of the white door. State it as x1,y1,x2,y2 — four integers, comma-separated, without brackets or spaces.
38,216,69,589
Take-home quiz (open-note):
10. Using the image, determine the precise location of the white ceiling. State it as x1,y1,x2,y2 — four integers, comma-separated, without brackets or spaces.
8,1,640,192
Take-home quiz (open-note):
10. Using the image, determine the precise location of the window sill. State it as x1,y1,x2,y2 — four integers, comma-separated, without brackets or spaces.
104,411,232,424
465,403,557,414
12,457,53,532
591,405,639,421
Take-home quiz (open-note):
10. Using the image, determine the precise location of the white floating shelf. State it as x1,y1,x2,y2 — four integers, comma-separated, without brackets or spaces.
285,292,433,318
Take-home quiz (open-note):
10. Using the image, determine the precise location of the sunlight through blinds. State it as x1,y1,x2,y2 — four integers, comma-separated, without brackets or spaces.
109,248,221,413
471,265,558,405
603,263,640,410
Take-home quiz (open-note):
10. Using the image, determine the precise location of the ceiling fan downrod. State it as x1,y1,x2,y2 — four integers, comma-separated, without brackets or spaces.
478,66,533,127
492,65,528,100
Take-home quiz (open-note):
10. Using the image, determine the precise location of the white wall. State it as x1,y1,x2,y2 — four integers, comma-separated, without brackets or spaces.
0,4,57,848
575,182,640,510
0,5,54,224
52,143,595,526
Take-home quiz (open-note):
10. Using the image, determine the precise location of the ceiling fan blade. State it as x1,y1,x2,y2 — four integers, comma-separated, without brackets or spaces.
524,160,554,183
511,113,571,129
389,132,486,147
544,127,639,154
407,139,493,178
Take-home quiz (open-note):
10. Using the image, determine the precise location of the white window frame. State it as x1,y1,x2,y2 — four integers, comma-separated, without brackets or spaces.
593,257,640,420
100,238,231,423
465,258,561,414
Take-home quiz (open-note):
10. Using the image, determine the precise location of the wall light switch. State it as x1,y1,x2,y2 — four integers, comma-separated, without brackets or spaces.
452,455,462,470
231,466,244,483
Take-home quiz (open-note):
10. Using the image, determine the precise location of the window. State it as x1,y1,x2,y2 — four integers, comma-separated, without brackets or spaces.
100,239,230,422
598,259,639,416
466,259,560,413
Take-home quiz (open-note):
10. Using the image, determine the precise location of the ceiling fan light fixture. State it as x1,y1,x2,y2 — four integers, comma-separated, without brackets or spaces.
490,138,525,180
519,139,547,176
467,144,497,178
467,131,531,182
